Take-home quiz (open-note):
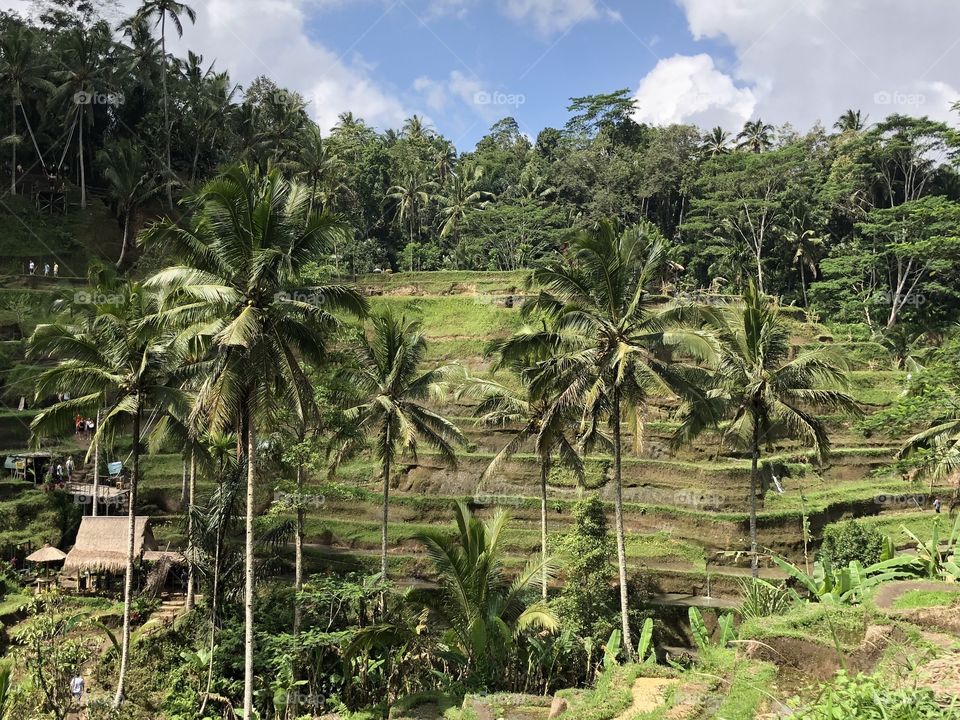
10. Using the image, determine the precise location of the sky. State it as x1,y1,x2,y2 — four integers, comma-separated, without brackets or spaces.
6,0,960,149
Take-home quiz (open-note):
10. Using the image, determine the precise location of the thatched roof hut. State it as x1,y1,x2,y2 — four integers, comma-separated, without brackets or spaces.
26,544,67,564
63,516,156,575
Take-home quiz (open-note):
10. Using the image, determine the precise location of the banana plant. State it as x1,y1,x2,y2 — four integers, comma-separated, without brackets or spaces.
901,513,960,582
637,618,655,664
773,555,919,604
689,608,737,651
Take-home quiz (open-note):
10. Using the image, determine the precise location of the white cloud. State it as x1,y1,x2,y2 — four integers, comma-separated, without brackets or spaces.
165,0,410,132
498,0,613,36
632,53,756,129
671,0,960,128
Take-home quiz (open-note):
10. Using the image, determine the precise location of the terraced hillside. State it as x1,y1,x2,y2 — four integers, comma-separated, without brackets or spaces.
121,271,948,600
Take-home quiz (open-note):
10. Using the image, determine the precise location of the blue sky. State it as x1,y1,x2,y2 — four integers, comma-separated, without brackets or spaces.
302,0,735,146
8,0,960,149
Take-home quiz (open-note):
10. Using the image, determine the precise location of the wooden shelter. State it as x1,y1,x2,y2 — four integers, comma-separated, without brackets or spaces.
62,516,184,593
26,544,67,564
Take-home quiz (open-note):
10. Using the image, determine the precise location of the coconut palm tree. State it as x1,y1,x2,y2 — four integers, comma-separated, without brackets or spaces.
28,284,188,708
437,164,493,240
702,126,731,157
386,171,436,265
736,119,775,153
131,0,196,205
408,502,558,687
521,220,714,659
458,339,583,599
141,164,367,719
330,311,465,586
834,109,868,133
784,222,824,307
676,281,859,577
97,139,158,270
52,25,110,209
0,25,52,193
285,124,349,217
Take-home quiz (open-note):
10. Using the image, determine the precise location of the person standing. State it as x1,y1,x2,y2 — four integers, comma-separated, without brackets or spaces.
53,262,59,277
70,672,85,704
28,259,35,275
934,497,942,514
43,262,50,276
66,455,75,482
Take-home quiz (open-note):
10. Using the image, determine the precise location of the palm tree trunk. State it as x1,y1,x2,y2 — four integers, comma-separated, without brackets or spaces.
113,401,141,708
92,407,100,517
161,14,173,208
117,213,132,270
380,423,392,590
799,263,808,307
750,418,760,578
243,410,256,720
186,450,196,611
292,458,304,718
79,114,86,210
199,472,225,718
180,457,188,508
539,456,550,600
10,100,15,196
611,388,634,660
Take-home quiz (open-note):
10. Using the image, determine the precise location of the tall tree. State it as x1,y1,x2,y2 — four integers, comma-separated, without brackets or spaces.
677,281,859,576
522,220,714,659
330,311,464,587
458,341,584,599
0,25,52,193
142,164,367,719
97,139,157,269
28,284,187,708
736,119,775,153
131,0,196,205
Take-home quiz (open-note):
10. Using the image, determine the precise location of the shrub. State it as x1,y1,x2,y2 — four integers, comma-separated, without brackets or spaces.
819,520,886,568
792,670,957,719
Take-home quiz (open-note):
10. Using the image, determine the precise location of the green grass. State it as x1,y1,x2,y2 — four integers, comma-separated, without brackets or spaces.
368,296,523,339
739,602,873,651
0,593,29,617
706,648,778,720
892,588,960,610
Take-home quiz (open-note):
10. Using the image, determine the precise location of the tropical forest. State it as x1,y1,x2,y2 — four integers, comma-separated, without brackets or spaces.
1,1,960,719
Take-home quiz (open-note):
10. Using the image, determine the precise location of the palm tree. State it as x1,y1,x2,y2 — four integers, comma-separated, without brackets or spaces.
97,139,158,270
28,284,188,708
52,25,110,210
702,126,731,157
408,502,557,687
330,311,464,586
285,124,349,218
142,164,367,719
0,25,52,194
784,222,824,307
736,119,775,153
521,220,714,659
458,341,583,599
386,171,436,267
677,281,859,577
436,165,492,261
131,0,196,205
834,109,868,133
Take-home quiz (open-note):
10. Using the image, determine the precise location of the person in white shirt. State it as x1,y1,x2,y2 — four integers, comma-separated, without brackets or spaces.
70,673,84,702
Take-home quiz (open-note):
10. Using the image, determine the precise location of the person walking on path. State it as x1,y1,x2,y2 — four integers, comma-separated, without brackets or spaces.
53,262,59,277
43,262,50,276
28,259,35,275
66,455,75,481
934,497,942,514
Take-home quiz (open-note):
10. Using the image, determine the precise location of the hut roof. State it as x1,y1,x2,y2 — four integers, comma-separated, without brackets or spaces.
63,516,156,574
26,544,67,563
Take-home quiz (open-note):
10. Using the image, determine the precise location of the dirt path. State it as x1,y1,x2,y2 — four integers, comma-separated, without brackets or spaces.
616,677,678,720
873,580,960,611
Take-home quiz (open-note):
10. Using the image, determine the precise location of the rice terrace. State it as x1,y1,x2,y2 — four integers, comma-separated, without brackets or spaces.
1,1,960,718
